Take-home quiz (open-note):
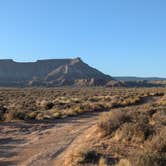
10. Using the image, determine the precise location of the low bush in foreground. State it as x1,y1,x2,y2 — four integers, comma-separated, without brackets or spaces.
68,148,102,166
114,122,154,143
132,151,166,166
98,110,131,136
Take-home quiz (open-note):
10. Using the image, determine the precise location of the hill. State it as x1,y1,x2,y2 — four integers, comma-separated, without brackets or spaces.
0,58,113,87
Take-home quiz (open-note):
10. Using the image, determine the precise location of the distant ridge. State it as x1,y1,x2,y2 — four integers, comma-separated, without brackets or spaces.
114,76,166,81
0,57,113,87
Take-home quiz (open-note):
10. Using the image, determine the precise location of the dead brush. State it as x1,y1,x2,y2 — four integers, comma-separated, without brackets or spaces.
114,122,154,143
67,147,101,165
98,110,131,136
129,127,166,166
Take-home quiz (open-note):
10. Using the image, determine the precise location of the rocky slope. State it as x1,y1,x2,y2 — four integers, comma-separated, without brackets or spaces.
0,58,113,87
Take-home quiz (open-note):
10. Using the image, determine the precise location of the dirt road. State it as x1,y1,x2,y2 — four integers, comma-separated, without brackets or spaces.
0,113,99,166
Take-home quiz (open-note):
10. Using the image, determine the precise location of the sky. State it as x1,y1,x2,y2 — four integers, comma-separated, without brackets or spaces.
0,0,166,77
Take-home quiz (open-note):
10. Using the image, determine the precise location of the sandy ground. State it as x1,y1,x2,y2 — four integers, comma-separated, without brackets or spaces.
0,113,98,166
0,96,159,166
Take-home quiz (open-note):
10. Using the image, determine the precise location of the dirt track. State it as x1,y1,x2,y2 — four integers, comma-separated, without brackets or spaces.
0,113,98,166
0,96,159,166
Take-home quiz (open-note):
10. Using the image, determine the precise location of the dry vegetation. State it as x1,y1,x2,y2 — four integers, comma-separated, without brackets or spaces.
0,87,166,166
58,88,165,166
0,87,164,122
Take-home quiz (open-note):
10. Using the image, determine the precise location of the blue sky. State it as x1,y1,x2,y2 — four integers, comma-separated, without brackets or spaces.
0,0,166,77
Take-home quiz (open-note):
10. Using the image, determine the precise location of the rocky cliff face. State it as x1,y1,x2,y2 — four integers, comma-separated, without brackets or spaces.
0,58,113,87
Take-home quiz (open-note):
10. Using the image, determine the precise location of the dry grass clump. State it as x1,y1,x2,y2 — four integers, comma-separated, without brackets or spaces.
114,122,153,143
116,159,131,166
100,108,154,143
110,94,144,109
147,128,166,153
131,151,166,166
68,147,102,166
36,100,54,110
68,147,110,166
121,96,142,106
98,110,131,136
27,111,39,119
120,123,166,166
158,95,166,105
0,105,7,120
98,157,108,166
5,110,29,121
77,150,101,164
151,109,166,126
